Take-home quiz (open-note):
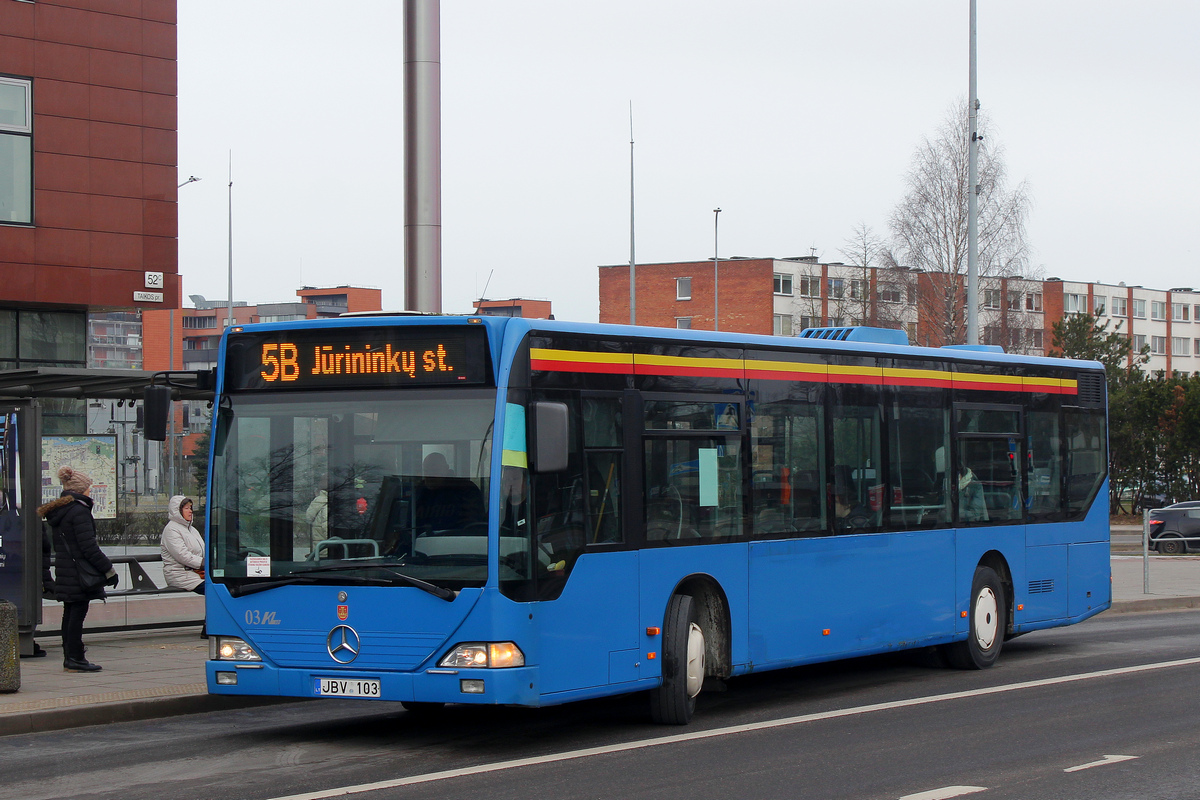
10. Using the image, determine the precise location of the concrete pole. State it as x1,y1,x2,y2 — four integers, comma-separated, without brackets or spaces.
966,0,980,346
404,0,442,313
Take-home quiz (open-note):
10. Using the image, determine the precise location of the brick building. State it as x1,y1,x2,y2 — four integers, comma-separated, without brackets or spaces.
599,258,774,334
1,0,180,373
472,297,553,319
599,258,1200,376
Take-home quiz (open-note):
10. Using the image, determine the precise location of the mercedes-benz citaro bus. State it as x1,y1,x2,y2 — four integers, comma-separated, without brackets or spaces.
200,315,1110,724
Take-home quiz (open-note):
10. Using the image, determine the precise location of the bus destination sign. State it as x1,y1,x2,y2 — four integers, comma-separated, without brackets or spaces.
225,327,490,391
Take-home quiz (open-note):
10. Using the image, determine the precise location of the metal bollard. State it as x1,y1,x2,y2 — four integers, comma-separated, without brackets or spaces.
0,600,19,692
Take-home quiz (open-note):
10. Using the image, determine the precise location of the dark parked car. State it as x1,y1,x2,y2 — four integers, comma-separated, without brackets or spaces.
1149,504,1200,554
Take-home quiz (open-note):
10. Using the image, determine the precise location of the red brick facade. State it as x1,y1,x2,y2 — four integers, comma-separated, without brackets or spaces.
0,0,180,311
599,259,773,334
473,298,553,319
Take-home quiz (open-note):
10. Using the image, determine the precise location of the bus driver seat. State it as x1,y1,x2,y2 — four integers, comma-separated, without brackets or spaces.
414,453,485,533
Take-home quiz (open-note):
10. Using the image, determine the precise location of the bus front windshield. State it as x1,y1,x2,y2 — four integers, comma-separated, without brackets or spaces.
209,389,496,593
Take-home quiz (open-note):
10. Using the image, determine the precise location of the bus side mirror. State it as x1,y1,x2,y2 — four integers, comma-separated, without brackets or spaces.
143,385,173,441
531,401,569,473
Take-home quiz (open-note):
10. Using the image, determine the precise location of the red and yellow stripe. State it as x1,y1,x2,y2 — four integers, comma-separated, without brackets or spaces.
529,347,1079,395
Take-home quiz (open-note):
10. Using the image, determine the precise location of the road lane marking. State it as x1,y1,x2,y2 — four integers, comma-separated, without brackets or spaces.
265,656,1200,800
899,786,987,800
1064,754,1138,772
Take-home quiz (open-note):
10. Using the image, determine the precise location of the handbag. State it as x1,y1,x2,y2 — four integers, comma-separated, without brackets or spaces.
53,525,107,592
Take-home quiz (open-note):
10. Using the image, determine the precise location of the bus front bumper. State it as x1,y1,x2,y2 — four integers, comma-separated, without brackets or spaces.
206,661,541,706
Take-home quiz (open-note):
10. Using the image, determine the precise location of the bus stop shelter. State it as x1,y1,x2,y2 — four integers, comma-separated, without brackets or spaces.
0,368,212,655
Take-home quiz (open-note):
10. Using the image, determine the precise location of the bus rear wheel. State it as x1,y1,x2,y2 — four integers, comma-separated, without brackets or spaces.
650,594,705,725
943,566,1005,670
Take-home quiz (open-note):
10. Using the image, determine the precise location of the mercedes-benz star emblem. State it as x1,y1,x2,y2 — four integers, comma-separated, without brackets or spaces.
326,625,361,664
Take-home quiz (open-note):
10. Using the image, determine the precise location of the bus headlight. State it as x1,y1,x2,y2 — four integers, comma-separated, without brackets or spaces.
211,636,262,662
438,642,525,668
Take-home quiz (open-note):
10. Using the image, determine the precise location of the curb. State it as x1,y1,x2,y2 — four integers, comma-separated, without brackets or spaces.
0,694,303,737
1108,596,1200,615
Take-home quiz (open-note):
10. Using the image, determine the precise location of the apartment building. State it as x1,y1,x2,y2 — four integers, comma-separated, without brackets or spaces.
599,258,1197,374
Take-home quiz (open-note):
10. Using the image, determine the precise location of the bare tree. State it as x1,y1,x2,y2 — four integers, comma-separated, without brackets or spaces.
889,101,1032,346
837,222,913,334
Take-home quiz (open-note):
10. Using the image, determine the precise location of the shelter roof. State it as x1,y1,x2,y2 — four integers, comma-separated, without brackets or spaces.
0,368,213,402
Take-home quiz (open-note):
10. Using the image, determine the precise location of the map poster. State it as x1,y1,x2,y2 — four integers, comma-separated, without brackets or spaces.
41,435,118,519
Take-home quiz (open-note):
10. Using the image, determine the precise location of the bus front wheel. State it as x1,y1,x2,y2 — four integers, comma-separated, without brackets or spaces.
943,566,1005,670
650,594,705,725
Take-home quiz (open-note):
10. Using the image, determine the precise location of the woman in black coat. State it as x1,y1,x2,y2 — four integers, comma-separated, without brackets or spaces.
37,466,117,673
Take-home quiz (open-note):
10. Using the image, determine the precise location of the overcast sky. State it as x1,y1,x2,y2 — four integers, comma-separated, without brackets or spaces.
176,1,1200,322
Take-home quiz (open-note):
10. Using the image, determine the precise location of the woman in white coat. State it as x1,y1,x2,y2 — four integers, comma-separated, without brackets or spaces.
161,496,205,595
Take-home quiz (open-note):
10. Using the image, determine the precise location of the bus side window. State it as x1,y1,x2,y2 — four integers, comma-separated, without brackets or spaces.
583,397,623,544
886,388,949,530
751,399,824,537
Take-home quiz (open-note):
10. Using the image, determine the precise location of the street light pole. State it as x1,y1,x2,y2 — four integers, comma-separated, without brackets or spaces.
713,208,721,331
966,0,980,346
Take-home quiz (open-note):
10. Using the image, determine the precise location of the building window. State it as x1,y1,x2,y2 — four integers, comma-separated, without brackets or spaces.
1007,291,1022,311
1025,292,1043,312
1063,294,1085,314
849,279,867,300
1093,296,1106,316
1132,299,1147,319
773,314,793,336
0,76,33,225
676,277,691,300
773,273,793,296
1008,328,1023,349
1173,303,1190,322
675,317,692,329
182,316,218,329
1133,334,1147,353
878,283,903,304
1173,337,1189,356
983,289,1002,310
798,276,821,298
1151,301,1166,321
1195,338,1200,356
0,308,86,367
827,316,845,328
799,316,818,331
1111,296,1128,317
827,278,845,299
1029,329,1044,350
1151,336,1167,355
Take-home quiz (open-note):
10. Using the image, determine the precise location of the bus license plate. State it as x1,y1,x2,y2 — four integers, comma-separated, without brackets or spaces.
315,678,381,698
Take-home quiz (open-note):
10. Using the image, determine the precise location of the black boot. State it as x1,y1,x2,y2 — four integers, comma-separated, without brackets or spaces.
63,658,102,673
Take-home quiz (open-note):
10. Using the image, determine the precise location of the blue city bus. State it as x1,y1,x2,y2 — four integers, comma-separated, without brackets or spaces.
203,316,1110,724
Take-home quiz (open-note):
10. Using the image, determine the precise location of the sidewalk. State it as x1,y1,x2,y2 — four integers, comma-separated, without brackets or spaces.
0,627,292,736
2,550,1198,737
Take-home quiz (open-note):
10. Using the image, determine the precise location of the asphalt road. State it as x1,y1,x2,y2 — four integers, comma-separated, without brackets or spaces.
2,610,1200,800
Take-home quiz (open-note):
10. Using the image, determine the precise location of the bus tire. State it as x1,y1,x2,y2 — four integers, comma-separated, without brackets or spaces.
943,566,1005,670
650,593,705,725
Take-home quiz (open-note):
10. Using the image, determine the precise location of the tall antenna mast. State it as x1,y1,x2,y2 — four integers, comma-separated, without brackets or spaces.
629,102,636,325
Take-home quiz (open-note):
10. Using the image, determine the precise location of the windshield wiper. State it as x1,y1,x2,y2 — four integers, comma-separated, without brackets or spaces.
228,573,393,598
287,564,456,601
